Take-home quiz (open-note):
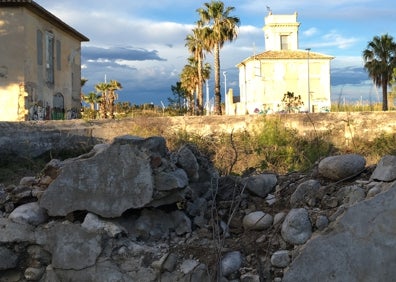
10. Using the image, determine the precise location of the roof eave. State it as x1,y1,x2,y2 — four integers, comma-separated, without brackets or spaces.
0,0,89,42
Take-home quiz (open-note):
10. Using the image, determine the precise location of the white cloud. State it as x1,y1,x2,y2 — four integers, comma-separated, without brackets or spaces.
312,31,358,49
303,27,318,37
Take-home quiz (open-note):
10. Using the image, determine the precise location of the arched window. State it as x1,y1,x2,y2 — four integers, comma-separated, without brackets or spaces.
52,92,64,120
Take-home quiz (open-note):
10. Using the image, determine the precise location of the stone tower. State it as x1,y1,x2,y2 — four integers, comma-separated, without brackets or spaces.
263,12,300,51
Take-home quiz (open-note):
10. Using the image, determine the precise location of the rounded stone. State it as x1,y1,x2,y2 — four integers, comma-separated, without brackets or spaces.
270,250,290,268
318,154,366,181
243,211,273,230
221,251,242,277
281,208,312,245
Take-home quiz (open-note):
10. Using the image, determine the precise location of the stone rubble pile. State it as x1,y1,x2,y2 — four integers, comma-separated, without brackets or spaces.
0,135,396,281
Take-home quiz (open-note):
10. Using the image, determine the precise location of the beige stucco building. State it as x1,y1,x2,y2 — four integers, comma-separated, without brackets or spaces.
227,12,333,115
0,0,89,121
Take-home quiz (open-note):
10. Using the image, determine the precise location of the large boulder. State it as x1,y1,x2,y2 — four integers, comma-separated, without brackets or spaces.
318,154,366,181
283,181,396,282
39,136,167,218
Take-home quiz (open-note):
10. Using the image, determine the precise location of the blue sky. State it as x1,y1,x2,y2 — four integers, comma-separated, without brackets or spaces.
35,0,396,106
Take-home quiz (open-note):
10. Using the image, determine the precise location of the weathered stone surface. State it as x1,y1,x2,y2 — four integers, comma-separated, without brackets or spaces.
154,169,189,191
371,155,396,182
337,185,366,206
9,202,48,226
0,246,18,270
243,173,277,198
42,260,133,282
0,218,36,243
283,181,396,282
81,212,126,237
176,145,199,181
318,154,366,180
290,179,321,207
36,223,102,270
281,208,312,245
39,136,157,218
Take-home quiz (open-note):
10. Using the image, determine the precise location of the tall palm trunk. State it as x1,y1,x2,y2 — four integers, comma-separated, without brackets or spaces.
100,91,107,119
108,91,115,119
197,56,203,115
214,43,221,115
382,79,388,111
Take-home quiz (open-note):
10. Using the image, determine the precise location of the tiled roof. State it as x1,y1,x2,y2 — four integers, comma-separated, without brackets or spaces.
0,0,89,42
237,50,334,66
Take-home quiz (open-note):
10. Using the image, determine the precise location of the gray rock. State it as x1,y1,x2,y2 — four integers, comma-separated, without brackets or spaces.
265,193,276,205
186,197,208,217
283,181,396,282
221,251,242,277
171,210,192,235
39,136,158,218
0,246,18,270
367,186,381,198
9,202,48,226
270,250,290,268
180,259,200,274
243,174,277,198
290,179,321,207
24,267,45,280
338,185,366,206
81,213,126,237
42,260,133,282
19,176,38,186
135,209,173,240
371,155,396,182
243,211,273,230
315,215,329,231
190,263,210,282
281,208,312,245
162,253,178,272
27,245,51,265
273,212,286,226
36,223,102,270
318,154,366,180
177,145,199,181
154,168,189,191
0,218,35,243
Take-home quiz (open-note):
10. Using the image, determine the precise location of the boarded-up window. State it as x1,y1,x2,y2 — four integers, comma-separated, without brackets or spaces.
56,40,61,70
45,32,54,84
37,30,43,65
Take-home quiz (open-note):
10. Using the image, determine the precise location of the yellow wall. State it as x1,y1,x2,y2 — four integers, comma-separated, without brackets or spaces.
234,58,331,115
0,6,83,121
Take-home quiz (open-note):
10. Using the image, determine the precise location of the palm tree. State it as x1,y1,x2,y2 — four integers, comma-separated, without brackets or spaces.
197,0,240,115
180,58,200,115
83,92,99,110
185,26,210,115
363,34,396,111
108,80,122,119
95,82,110,119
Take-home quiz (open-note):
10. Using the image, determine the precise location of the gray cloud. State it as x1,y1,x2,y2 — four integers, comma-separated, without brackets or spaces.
331,66,369,86
83,46,166,62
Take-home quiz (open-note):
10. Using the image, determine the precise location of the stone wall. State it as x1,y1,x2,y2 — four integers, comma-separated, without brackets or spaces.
1,111,396,157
